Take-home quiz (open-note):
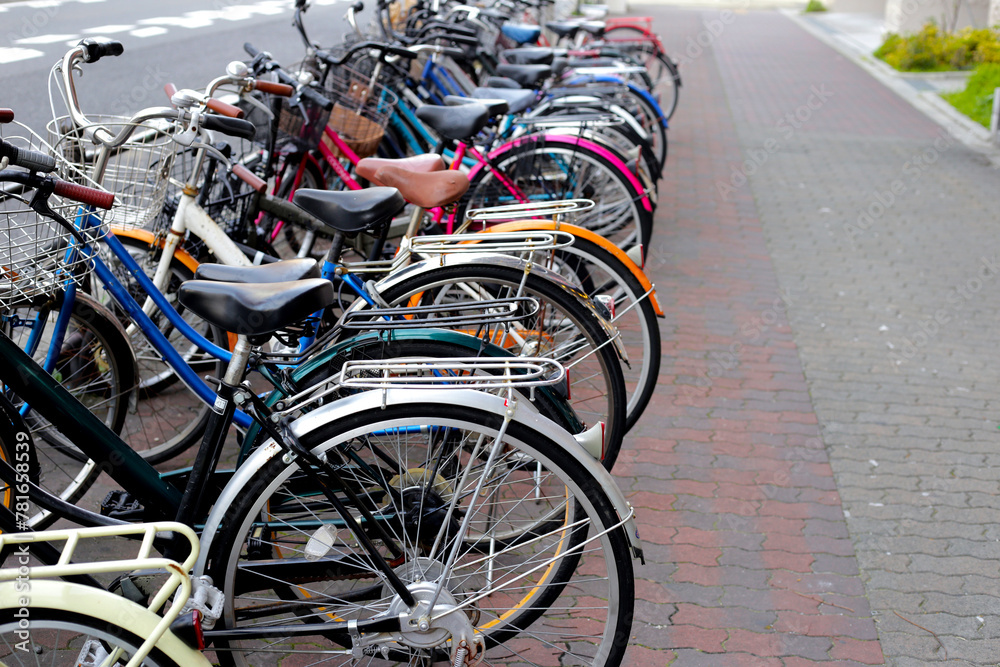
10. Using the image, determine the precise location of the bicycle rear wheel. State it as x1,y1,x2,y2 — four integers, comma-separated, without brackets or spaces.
377,261,628,467
207,401,634,666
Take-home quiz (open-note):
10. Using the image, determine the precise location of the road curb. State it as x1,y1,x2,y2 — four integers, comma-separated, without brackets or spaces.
781,8,1000,166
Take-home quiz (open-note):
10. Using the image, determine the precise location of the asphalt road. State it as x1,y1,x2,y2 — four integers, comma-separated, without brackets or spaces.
1,0,353,132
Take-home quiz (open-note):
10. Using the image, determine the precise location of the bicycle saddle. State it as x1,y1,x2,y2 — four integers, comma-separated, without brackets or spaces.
355,154,446,177
578,21,606,37
551,57,569,77
445,95,509,117
500,23,542,45
545,20,580,39
365,164,469,209
502,47,556,66
193,258,319,284
416,103,490,142
471,87,535,114
177,279,334,337
292,187,406,234
495,64,552,88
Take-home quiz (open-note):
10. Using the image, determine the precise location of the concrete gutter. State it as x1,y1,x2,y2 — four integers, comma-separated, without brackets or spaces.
784,9,1000,162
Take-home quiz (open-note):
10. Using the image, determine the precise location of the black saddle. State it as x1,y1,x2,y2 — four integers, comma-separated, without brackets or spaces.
445,95,509,117
416,103,490,142
545,20,580,39
178,279,333,337
495,64,552,88
551,57,569,77
472,87,535,114
502,47,555,65
578,21,605,37
194,258,319,284
292,187,405,234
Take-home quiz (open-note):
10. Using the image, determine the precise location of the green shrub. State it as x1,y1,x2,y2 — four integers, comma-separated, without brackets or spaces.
942,62,1000,126
804,0,827,12
875,22,1000,71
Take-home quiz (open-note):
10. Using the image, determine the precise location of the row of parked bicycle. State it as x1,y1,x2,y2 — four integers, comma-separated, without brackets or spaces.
0,0,678,664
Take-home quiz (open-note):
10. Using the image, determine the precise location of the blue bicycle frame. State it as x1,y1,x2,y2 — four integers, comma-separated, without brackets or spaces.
14,208,255,430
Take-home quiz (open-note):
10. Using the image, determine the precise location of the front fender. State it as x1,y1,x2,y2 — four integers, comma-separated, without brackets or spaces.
0,581,213,666
195,388,642,574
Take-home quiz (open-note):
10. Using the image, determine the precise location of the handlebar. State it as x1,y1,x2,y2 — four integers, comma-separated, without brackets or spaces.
0,141,57,173
0,164,115,210
243,43,334,110
315,40,418,66
78,37,124,64
201,115,256,141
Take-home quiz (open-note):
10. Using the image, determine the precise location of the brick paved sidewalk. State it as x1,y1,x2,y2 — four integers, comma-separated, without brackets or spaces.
623,6,1000,666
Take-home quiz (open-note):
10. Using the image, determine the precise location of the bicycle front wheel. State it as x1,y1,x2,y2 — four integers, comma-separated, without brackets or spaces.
207,400,634,667
0,605,186,666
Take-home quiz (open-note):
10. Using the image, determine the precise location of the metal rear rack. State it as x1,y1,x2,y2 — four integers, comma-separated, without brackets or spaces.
465,198,594,223
339,296,540,330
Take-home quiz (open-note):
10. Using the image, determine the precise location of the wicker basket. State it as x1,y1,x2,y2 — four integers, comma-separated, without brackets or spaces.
319,68,398,160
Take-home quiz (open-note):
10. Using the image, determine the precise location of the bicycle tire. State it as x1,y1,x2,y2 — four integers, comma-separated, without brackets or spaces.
602,26,681,120
377,261,628,466
547,235,662,431
0,391,36,517
206,400,634,667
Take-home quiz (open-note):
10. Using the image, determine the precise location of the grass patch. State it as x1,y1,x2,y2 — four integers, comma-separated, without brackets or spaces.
804,0,827,11
942,63,1000,127
874,22,1000,72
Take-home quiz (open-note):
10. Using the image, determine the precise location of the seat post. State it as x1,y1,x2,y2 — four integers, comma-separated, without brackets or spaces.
174,334,254,528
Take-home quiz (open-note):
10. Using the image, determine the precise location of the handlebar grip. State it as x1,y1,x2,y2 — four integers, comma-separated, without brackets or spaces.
441,47,468,58
1,143,57,173
53,180,115,210
244,42,261,58
0,109,13,124
353,1,364,10
232,163,267,193
254,80,294,97
206,98,246,119
164,83,178,103
300,84,334,110
201,115,256,141
79,37,124,63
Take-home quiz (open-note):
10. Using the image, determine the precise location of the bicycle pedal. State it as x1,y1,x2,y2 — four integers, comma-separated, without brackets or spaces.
100,490,146,520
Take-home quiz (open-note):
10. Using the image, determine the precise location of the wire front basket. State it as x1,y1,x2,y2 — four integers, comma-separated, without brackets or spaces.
47,115,176,232
318,66,398,160
0,122,107,309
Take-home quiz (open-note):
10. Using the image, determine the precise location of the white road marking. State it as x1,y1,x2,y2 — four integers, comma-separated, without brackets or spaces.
16,33,80,44
129,26,168,38
0,47,46,63
82,24,137,33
